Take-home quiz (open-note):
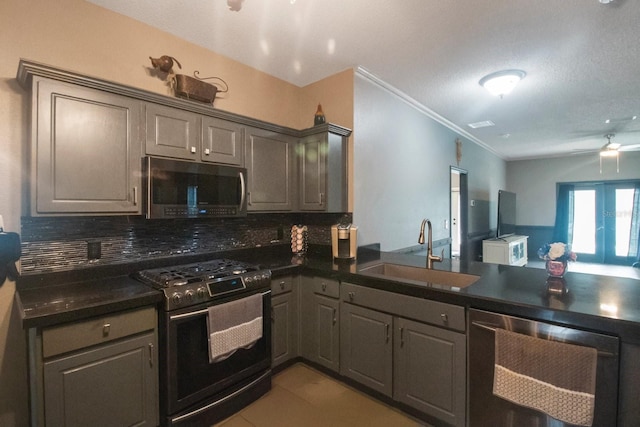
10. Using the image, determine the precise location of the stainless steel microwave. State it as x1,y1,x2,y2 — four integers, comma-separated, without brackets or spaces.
145,156,247,219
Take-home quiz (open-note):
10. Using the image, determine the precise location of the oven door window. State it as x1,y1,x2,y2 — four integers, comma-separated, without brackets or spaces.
168,294,270,408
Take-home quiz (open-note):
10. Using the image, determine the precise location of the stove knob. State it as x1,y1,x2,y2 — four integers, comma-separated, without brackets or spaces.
254,275,261,283
262,273,270,281
171,292,183,306
184,290,194,303
197,287,208,299
245,276,253,284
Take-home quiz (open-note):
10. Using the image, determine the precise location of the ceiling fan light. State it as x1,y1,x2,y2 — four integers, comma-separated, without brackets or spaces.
600,148,619,157
479,70,526,97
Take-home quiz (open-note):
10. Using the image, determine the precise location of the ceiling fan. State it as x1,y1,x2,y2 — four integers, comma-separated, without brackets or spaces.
599,133,640,156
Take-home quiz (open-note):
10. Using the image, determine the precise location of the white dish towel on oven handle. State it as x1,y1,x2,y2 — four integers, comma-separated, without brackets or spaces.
207,293,263,363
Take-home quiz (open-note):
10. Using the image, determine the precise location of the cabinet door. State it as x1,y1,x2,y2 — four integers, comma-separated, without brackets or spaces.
44,332,158,427
271,291,298,368
244,127,296,211
394,317,466,427
340,303,393,397
313,294,340,372
201,116,244,165
299,133,327,211
145,103,199,160
32,77,142,215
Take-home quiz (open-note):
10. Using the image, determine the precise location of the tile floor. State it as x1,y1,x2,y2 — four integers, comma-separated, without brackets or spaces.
214,363,428,427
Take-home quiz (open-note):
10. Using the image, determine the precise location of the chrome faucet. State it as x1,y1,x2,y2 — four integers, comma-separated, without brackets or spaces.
418,219,443,269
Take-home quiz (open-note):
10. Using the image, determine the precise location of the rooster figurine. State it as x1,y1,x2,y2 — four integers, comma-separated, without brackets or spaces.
149,55,182,74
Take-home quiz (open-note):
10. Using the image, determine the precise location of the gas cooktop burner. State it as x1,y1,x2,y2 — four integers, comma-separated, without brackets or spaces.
135,258,271,311
136,259,257,289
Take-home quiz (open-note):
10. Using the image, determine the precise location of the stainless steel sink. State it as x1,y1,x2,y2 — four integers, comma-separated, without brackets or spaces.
359,263,480,288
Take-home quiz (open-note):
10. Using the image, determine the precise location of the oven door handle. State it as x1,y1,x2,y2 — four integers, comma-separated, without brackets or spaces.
169,290,271,321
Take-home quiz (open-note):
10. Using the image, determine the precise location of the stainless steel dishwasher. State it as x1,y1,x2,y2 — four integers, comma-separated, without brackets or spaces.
468,309,619,427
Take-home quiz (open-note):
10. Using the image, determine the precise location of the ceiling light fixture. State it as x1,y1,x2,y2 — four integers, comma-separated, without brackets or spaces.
479,70,526,98
600,134,620,173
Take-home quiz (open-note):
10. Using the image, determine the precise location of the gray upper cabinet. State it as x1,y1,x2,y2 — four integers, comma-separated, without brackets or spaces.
244,127,297,211
201,116,244,166
298,134,326,210
30,77,142,216
298,125,351,212
144,103,200,160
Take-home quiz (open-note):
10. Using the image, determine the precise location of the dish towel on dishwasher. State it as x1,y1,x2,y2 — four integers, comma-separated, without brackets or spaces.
493,328,598,426
207,293,263,363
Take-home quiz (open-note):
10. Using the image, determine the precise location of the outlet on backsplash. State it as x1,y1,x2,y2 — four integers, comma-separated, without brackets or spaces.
87,241,101,260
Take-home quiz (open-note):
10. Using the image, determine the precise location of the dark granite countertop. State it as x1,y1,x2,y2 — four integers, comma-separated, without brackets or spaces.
15,245,640,344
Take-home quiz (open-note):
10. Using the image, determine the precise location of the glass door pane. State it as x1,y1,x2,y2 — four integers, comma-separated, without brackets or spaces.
615,188,635,257
571,189,596,254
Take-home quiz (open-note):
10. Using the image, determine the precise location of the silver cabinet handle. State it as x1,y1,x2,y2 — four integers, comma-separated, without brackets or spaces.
204,148,211,155
102,323,111,336
319,192,324,205
279,281,285,290
149,343,154,367
440,313,448,323
322,283,327,292
348,292,355,301
400,327,404,347
190,146,197,154
133,187,138,205
332,308,337,325
385,323,390,343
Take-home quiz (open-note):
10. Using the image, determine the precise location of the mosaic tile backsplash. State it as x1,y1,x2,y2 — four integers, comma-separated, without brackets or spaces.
20,213,351,274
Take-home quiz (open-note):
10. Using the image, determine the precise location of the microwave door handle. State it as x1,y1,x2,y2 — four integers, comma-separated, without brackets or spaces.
239,171,246,208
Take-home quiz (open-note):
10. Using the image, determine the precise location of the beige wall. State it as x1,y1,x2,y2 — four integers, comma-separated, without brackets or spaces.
0,0,353,424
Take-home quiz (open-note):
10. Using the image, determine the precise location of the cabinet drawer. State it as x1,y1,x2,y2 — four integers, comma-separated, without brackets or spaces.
341,283,465,332
271,275,295,296
313,276,340,298
42,306,156,358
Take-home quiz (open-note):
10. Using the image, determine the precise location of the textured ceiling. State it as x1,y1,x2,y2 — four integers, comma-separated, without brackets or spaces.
87,0,640,160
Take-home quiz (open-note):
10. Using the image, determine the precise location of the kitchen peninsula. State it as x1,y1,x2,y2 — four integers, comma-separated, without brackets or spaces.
16,244,640,427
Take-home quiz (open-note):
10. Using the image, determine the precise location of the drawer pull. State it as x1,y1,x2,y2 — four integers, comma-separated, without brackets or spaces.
385,323,390,343
280,281,285,290
102,323,111,336
322,283,327,292
440,313,449,323
348,292,355,301
332,308,337,325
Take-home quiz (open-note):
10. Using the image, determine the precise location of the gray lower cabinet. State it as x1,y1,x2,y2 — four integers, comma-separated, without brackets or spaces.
30,306,158,427
300,276,340,372
30,77,142,215
271,275,298,368
43,332,157,427
340,303,393,396
394,317,466,427
244,127,297,211
340,282,466,427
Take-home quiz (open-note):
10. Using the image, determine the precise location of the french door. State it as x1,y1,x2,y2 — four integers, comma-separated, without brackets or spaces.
569,181,639,265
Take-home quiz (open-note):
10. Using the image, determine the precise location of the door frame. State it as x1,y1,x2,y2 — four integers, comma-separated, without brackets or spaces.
450,167,469,261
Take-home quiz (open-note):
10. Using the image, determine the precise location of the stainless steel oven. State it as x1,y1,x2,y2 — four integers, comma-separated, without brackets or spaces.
136,259,272,427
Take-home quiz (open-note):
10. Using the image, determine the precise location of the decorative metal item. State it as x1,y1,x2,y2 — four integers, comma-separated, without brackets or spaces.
148,55,229,105
173,72,228,105
314,104,326,126
149,55,182,74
